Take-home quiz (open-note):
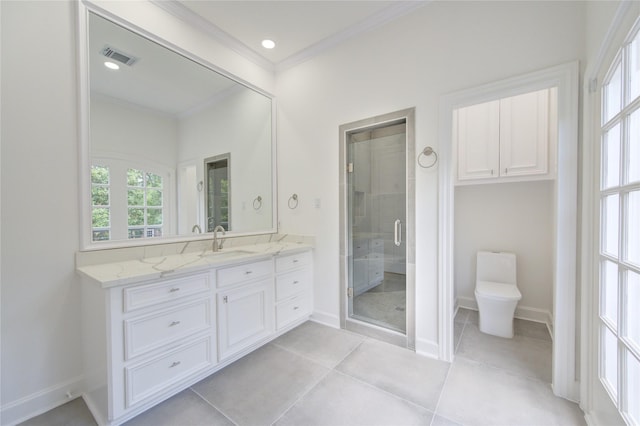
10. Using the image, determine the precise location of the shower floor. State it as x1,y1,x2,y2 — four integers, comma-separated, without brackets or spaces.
353,272,406,333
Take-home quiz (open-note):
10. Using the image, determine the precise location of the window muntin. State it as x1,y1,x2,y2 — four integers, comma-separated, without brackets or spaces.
127,168,163,239
599,19,640,425
91,165,110,241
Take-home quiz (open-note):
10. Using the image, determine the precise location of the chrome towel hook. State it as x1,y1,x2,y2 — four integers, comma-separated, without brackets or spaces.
253,195,262,210
417,146,438,168
288,193,299,209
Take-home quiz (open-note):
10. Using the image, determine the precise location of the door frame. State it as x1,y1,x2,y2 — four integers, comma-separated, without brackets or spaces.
339,108,416,349
438,62,580,401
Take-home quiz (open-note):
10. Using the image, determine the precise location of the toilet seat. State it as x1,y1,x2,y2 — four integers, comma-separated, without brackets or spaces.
475,281,522,301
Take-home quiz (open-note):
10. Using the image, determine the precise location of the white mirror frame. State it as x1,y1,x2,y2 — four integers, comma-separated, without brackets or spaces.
77,1,278,250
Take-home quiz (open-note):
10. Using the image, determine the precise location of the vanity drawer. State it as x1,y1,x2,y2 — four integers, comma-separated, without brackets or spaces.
124,299,212,360
217,259,272,288
275,251,311,273
353,239,369,258
275,269,309,302
123,274,210,312
276,293,311,330
125,337,213,408
370,238,384,253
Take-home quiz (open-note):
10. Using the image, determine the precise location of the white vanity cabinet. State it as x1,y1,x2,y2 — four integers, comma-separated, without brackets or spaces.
80,245,314,425
455,88,554,184
352,237,384,296
275,251,313,330
216,258,275,361
82,271,217,425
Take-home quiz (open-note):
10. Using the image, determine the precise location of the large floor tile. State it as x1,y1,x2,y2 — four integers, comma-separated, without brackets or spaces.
271,321,364,368
436,357,585,426
336,338,450,410
275,371,433,426
456,322,552,382
514,318,552,341
191,343,328,426
18,398,96,426
123,389,233,426
455,308,470,324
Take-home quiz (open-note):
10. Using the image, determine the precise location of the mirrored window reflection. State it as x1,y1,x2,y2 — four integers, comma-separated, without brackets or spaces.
127,168,163,239
91,165,110,242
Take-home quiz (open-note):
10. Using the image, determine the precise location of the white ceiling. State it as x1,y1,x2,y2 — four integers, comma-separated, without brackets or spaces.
163,0,427,70
88,1,427,115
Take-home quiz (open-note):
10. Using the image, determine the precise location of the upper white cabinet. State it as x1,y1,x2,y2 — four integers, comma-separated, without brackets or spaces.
455,88,556,184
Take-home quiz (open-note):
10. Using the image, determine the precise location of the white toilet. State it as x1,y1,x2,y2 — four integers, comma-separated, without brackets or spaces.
474,251,522,338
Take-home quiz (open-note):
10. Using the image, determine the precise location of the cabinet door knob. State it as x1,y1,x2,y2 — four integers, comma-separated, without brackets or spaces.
293,280,299,284
293,259,299,263
223,296,228,303
169,361,181,368
169,287,180,293
244,270,253,275
491,169,494,175
169,321,181,327
293,306,299,310
504,168,508,174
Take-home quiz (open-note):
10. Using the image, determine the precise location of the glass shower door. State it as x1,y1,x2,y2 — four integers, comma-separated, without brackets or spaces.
347,122,407,333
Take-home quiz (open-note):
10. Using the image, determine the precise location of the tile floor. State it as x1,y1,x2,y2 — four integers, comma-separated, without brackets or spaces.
20,309,585,426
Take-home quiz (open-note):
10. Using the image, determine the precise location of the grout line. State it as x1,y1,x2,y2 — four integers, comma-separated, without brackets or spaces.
331,369,437,416
268,368,332,426
430,315,466,426
188,387,239,426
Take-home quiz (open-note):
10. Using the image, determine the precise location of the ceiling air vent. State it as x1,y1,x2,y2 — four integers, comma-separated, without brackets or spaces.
100,45,138,66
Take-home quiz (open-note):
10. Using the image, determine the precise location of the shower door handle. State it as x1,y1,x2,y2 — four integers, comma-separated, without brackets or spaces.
394,219,402,247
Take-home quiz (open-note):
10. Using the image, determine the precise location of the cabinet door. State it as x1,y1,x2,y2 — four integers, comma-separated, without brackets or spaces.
455,100,500,181
217,279,274,361
499,89,549,177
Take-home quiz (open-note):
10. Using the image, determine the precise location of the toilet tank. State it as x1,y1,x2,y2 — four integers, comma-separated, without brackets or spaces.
476,251,517,285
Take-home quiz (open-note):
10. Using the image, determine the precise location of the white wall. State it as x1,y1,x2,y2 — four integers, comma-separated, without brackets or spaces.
1,1,83,422
276,1,585,352
91,96,178,166
454,181,554,322
178,88,273,233
0,1,274,423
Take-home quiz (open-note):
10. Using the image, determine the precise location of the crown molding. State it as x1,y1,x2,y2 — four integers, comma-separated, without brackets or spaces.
150,0,276,72
150,0,428,74
276,1,428,72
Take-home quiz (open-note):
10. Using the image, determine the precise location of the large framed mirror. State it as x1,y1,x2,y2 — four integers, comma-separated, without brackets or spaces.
78,4,276,250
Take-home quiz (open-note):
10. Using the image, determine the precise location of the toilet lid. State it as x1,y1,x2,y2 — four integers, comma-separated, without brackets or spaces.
476,281,522,301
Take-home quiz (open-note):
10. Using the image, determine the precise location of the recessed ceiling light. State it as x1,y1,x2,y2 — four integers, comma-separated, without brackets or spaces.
261,39,275,49
104,61,120,70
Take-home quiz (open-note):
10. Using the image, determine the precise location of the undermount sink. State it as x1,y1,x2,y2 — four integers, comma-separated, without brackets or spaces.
203,250,254,260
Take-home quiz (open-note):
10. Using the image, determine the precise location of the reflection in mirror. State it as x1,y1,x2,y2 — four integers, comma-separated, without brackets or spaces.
205,154,231,232
84,11,275,247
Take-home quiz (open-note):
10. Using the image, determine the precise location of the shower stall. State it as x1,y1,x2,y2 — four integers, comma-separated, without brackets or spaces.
340,108,415,347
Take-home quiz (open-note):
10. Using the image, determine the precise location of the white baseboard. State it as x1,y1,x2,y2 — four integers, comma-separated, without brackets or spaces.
415,337,440,360
457,296,553,328
310,310,340,328
0,375,84,426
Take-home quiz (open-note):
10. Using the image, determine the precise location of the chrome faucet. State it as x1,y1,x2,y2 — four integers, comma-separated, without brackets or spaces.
212,225,226,252
191,224,202,234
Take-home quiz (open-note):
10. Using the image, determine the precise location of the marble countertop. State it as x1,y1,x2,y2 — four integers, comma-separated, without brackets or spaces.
77,241,312,288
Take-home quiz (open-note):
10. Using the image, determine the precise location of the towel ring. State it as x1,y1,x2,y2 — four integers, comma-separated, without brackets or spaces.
197,181,204,192
253,196,262,210
288,193,299,209
417,146,438,168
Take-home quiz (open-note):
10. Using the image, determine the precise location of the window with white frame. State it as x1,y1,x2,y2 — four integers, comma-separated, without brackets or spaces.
90,158,169,242
127,168,164,239
91,165,111,242
599,18,640,426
